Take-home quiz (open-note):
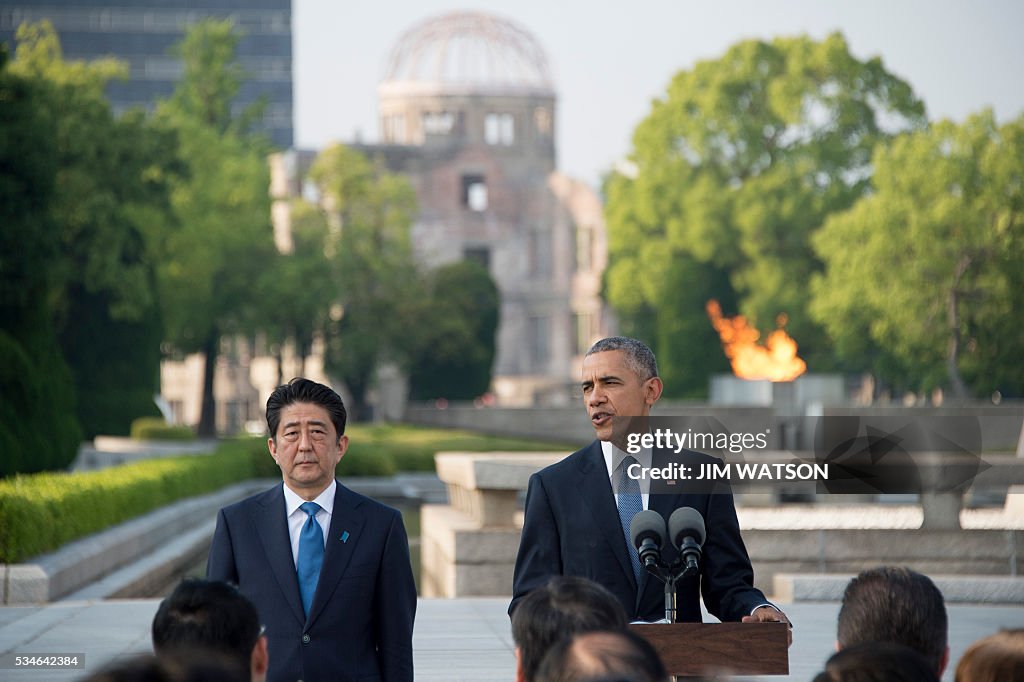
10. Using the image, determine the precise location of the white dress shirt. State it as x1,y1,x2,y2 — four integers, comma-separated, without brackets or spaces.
282,479,335,568
601,440,652,510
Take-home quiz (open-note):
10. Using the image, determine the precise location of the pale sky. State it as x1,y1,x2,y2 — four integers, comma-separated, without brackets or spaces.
293,0,1024,188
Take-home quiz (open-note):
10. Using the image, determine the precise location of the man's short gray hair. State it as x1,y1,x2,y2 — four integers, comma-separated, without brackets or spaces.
585,337,658,381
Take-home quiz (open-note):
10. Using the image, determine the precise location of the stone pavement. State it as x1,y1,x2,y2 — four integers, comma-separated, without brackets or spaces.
0,598,1021,681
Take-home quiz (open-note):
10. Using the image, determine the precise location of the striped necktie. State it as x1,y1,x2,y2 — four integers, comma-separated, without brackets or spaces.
616,456,644,587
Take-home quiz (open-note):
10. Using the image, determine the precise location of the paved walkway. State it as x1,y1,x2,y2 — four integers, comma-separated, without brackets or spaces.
1,598,1022,680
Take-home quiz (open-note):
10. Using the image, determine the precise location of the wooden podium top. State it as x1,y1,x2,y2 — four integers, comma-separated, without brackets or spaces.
630,622,789,677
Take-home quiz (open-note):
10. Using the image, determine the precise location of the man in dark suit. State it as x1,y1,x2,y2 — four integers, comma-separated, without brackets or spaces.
208,378,416,682
510,337,790,629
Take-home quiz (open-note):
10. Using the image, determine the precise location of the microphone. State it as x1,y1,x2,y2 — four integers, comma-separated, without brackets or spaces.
668,507,706,574
629,510,666,569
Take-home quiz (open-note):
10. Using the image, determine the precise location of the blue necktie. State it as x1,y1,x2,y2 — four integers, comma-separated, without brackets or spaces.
616,456,644,588
297,501,324,616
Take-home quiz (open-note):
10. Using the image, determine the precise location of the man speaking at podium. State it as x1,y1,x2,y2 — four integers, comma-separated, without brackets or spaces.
510,337,790,628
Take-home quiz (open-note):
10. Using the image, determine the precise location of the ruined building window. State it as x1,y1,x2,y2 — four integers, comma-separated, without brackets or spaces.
462,174,488,211
534,107,552,137
382,114,405,143
528,316,550,367
485,113,514,145
463,247,490,270
422,111,454,135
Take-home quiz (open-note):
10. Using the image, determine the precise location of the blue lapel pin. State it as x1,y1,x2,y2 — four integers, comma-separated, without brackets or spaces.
340,531,350,543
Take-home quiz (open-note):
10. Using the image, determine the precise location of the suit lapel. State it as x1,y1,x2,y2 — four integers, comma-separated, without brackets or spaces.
575,442,637,593
306,481,365,627
254,485,306,626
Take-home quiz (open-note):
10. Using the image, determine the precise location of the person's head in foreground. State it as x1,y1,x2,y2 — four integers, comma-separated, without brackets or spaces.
511,576,630,682
813,641,938,681
836,566,948,676
581,337,663,443
535,629,669,682
152,578,268,682
84,652,249,682
266,377,349,500
955,628,1024,682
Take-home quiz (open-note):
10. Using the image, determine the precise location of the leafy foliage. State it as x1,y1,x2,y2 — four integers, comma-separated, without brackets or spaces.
407,261,500,400
811,111,1024,398
0,438,258,562
309,144,421,419
154,20,275,435
605,33,925,395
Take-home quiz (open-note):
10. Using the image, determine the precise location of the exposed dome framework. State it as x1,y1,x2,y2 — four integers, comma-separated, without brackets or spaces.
382,11,553,90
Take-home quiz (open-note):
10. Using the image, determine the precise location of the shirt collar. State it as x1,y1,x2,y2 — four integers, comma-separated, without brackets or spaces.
601,439,653,479
282,479,337,517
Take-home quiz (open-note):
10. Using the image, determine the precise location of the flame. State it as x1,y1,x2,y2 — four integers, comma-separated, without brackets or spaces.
705,300,806,382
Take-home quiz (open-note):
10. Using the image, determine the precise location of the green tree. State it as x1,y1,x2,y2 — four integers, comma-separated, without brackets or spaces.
605,33,925,395
7,22,180,439
0,44,81,474
811,111,1024,399
408,261,500,400
155,19,275,436
256,199,334,382
309,144,420,420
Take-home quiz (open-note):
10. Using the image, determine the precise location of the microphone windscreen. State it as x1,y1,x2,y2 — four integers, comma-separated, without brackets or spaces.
668,507,706,549
629,510,666,550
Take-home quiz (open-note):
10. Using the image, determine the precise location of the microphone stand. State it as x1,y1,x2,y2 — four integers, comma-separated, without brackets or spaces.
643,550,701,623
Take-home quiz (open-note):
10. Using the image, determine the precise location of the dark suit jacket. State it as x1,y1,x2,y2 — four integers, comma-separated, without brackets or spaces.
510,441,767,623
207,481,416,682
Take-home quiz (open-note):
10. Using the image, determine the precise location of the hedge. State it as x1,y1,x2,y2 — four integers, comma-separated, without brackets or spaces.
130,416,195,441
0,438,263,563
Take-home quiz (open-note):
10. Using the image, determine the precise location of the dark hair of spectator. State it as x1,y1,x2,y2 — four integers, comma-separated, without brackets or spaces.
535,629,668,682
955,629,1024,682
813,641,938,681
837,566,947,673
83,652,249,682
511,576,630,682
266,377,347,439
152,578,260,676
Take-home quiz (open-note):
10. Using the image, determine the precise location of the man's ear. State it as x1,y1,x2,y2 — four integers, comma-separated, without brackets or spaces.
644,376,664,406
337,434,349,460
939,645,949,677
268,437,279,465
514,646,525,682
834,639,841,653
252,635,269,678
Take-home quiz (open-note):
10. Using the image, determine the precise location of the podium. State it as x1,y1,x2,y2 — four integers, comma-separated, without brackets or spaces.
630,622,789,677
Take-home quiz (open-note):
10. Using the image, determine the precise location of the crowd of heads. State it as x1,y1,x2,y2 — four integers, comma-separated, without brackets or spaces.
511,576,667,682
510,566,1022,682
80,565,1023,682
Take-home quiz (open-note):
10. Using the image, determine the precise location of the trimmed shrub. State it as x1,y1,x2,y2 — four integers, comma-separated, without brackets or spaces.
0,438,258,563
130,417,195,441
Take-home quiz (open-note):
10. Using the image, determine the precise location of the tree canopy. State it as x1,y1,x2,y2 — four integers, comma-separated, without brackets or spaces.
812,111,1024,398
154,19,275,436
604,33,925,396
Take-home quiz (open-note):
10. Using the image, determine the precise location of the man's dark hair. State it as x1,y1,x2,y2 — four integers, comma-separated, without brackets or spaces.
266,377,347,439
836,566,947,674
535,630,668,682
84,652,249,682
955,628,1024,682
512,577,629,682
152,578,261,676
813,641,938,681
585,337,658,381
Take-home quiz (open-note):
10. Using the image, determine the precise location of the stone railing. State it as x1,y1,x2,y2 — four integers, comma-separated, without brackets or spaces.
420,452,1024,598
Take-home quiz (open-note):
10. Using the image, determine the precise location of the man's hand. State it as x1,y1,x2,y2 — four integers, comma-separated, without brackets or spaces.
741,606,793,646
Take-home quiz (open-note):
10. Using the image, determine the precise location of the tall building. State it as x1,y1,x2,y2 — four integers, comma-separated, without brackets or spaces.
0,0,293,148
351,11,613,405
